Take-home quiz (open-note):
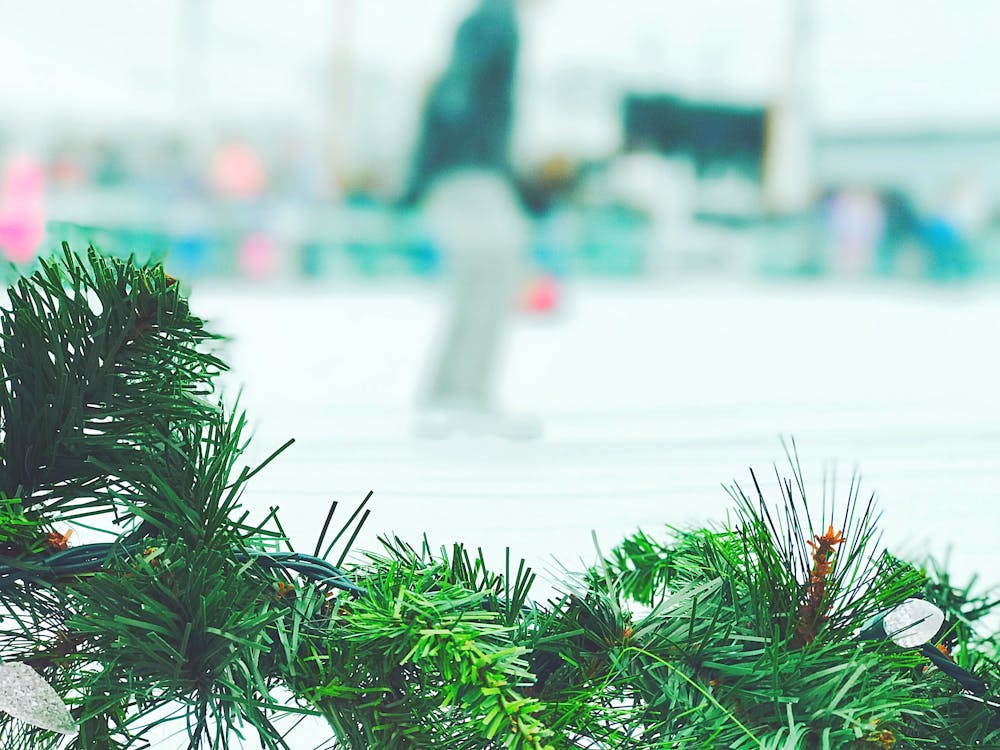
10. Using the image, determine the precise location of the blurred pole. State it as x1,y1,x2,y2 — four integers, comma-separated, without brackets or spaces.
180,0,210,159
763,0,814,214
327,0,356,194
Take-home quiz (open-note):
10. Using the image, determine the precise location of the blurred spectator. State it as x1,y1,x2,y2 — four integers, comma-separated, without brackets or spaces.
210,139,268,199
148,138,200,197
274,134,331,205
875,188,919,275
237,230,279,279
208,138,277,280
517,155,577,215
92,140,128,188
604,142,698,274
921,173,990,280
48,139,88,187
821,187,886,275
0,154,46,264
519,156,577,311
530,176,578,278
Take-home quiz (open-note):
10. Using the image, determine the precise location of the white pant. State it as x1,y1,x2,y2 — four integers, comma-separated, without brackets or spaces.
421,170,529,408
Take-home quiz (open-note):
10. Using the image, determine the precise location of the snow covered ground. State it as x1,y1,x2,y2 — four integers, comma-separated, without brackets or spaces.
78,279,1000,746
195,279,1000,586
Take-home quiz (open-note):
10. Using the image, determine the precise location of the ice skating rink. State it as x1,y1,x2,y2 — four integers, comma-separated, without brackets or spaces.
197,280,1000,594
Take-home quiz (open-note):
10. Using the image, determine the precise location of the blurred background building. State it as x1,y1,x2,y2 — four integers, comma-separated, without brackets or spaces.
2,0,999,281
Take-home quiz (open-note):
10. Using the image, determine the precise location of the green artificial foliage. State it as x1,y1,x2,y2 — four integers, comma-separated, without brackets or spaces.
1,247,998,749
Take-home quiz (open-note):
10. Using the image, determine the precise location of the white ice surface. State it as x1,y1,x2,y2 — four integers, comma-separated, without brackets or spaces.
197,280,1000,581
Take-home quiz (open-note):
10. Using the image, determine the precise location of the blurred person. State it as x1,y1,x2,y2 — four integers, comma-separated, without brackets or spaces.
821,187,885,275
237,230,279,279
920,173,989,280
149,137,201,197
603,139,698,275
407,0,540,439
519,156,576,313
47,139,88,187
876,188,924,276
210,139,268,199
160,139,214,278
209,138,278,280
0,154,46,264
274,133,331,205
92,140,128,188
517,155,576,216
271,135,331,280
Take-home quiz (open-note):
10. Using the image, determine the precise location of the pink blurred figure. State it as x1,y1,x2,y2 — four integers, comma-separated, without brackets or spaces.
210,141,267,199
521,275,560,313
0,156,46,264
237,231,278,279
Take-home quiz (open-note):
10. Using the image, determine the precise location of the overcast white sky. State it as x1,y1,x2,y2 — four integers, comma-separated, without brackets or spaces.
2,0,999,164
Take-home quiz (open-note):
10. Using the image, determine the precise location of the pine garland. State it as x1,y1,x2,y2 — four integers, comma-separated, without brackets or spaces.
0,247,997,749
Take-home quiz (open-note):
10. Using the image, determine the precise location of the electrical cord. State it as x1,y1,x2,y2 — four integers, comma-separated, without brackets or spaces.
0,543,366,596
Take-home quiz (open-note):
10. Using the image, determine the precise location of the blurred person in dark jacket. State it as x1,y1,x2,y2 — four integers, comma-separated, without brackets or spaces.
403,0,518,206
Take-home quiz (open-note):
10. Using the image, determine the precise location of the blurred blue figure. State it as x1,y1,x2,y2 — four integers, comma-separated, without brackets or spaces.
531,208,574,278
921,217,970,280
919,175,987,280
171,234,212,276
408,234,442,276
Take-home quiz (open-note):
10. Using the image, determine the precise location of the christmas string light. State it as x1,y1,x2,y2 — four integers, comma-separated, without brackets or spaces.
0,660,76,735
858,598,989,695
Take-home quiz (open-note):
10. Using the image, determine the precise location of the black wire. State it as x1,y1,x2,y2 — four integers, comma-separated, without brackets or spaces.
920,642,989,696
0,543,366,596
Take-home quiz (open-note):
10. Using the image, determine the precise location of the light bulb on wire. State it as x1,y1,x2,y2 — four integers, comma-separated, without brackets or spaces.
857,598,989,696
0,660,77,735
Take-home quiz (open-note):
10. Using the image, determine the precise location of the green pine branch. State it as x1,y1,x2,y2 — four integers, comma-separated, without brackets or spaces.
0,244,225,531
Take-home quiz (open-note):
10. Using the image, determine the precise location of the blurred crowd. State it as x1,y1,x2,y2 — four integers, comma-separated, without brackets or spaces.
3,130,997,284
815,178,992,280
2,0,1000,284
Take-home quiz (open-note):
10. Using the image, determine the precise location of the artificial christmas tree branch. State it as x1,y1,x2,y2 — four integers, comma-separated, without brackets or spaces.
0,247,998,749
0,245,223,534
